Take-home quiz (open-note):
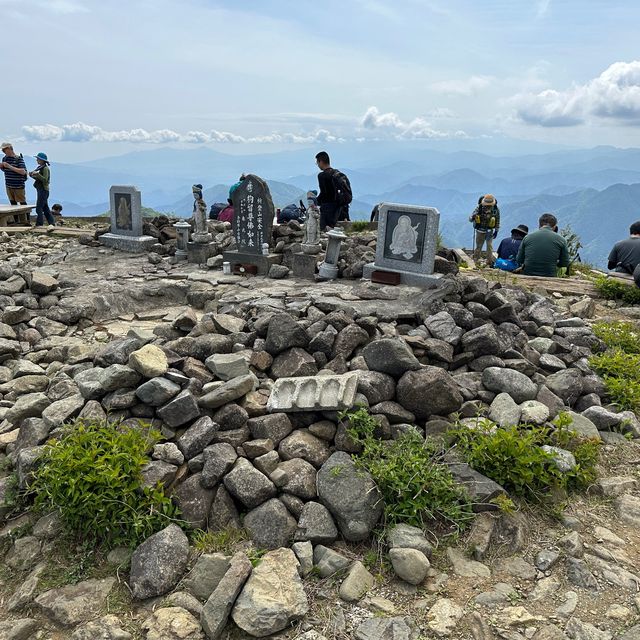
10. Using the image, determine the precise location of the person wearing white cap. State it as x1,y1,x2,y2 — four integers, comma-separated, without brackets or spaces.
0,142,28,206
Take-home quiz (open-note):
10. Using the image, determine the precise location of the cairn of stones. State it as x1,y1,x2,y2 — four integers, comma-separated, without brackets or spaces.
0,227,640,640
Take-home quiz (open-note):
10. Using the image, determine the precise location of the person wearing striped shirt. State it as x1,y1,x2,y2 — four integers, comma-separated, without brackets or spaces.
1,142,28,205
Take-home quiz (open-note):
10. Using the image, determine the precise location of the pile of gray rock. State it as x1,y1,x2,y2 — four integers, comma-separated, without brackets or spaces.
2,267,638,638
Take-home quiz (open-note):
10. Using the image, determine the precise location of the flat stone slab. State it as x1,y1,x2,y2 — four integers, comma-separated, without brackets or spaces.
99,233,156,253
267,372,358,412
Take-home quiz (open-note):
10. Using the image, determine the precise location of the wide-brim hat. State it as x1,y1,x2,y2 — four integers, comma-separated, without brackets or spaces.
481,194,496,206
511,224,529,236
35,152,49,163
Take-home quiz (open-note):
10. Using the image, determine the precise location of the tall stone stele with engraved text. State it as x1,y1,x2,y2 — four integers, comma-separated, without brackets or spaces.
222,174,282,275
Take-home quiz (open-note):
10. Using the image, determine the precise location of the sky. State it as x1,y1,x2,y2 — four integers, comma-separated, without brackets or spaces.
2,0,640,162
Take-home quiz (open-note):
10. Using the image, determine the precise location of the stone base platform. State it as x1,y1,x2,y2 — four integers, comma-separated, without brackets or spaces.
362,263,443,289
99,233,156,253
187,242,217,264
222,250,281,276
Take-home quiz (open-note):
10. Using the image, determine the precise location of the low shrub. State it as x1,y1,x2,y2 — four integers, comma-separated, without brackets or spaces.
592,320,640,353
31,420,179,548
348,220,371,233
594,275,640,305
191,527,247,555
589,348,640,412
449,414,599,502
344,408,473,532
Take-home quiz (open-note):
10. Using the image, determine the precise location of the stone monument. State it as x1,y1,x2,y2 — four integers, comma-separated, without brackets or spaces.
222,174,281,275
99,186,155,252
362,202,442,288
187,184,216,264
293,197,321,279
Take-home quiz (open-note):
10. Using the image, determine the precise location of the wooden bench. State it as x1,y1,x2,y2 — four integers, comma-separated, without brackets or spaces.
0,205,34,226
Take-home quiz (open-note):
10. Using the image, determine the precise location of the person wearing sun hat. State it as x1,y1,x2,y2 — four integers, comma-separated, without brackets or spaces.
469,193,501,267
29,152,55,226
1,142,28,206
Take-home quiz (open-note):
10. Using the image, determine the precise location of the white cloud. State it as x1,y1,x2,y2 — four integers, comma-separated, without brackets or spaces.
21,122,343,145
513,61,640,127
359,107,467,139
431,75,494,96
21,107,467,145
0,0,88,13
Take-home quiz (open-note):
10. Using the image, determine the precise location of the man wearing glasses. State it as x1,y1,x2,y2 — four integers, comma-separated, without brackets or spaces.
1,142,28,205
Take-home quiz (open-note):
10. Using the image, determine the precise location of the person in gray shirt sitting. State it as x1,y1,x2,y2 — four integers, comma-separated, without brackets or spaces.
608,221,640,275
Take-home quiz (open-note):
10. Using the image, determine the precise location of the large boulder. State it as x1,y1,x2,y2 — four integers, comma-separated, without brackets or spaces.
481,367,538,404
231,548,308,637
396,367,463,421
317,451,383,541
265,314,309,355
129,524,189,600
243,499,298,549
361,338,420,378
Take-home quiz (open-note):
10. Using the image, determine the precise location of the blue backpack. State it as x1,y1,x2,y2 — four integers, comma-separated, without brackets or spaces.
494,258,518,272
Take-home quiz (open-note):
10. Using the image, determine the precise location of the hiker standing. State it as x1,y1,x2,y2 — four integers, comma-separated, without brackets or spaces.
470,194,500,267
29,152,55,226
1,142,28,206
315,151,352,231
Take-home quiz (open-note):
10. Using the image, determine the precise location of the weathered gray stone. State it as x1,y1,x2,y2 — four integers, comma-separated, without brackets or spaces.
6,392,50,425
157,390,200,428
313,544,351,577
71,615,133,640
244,498,298,549
396,367,463,420
198,374,255,409
489,392,522,427
223,458,277,509
205,353,249,381
482,367,538,403
200,552,252,639
565,617,612,640
142,607,204,640
354,616,419,640
317,451,383,541
295,501,338,544
173,474,215,529
387,523,433,558
545,369,584,405
0,618,40,640
339,560,375,602
361,338,421,377
278,429,330,468
247,413,292,444
42,394,84,429
98,364,141,392
520,400,550,425
232,548,308,637
182,553,230,602
275,458,317,499
201,443,237,488
177,416,219,459
389,548,430,585
35,577,116,626
128,344,168,378
129,524,189,599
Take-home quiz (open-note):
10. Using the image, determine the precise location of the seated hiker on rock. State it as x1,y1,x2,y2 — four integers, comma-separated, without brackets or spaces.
516,213,569,277
608,220,640,275
469,194,500,267
635,264,640,289
494,224,528,271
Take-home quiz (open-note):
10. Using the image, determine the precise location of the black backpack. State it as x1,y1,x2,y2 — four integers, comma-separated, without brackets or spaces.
331,169,352,206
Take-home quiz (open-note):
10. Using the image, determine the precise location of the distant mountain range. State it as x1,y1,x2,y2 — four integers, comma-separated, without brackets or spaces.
20,143,640,267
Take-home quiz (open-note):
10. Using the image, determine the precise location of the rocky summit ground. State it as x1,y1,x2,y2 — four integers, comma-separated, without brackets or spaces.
0,227,639,640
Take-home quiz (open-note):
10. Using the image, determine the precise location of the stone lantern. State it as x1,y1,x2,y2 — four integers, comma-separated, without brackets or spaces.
173,220,191,260
318,228,347,279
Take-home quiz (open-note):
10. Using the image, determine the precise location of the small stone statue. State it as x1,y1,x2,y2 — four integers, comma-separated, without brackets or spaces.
191,184,212,243
302,190,322,254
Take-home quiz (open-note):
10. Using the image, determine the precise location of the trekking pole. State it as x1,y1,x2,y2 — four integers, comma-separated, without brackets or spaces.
471,225,476,267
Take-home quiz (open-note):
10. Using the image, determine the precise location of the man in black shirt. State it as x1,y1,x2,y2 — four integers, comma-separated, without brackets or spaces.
315,151,349,231
608,221,640,274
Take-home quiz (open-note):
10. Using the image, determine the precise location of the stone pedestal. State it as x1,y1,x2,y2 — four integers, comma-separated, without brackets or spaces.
222,250,282,275
187,242,217,264
292,253,317,279
362,263,443,288
318,229,346,280
100,233,156,253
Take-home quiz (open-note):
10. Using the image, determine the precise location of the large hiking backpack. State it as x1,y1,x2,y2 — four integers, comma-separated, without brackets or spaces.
279,203,305,223
473,195,498,229
331,169,352,206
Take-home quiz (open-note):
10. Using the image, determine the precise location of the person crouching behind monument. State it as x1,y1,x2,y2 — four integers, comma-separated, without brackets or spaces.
218,177,245,224
516,213,569,277
469,194,500,267
494,224,528,271
51,203,64,225
30,152,56,227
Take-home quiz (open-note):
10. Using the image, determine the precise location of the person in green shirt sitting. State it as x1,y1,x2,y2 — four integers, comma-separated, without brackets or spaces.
516,212,569,277
29,152,55,227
